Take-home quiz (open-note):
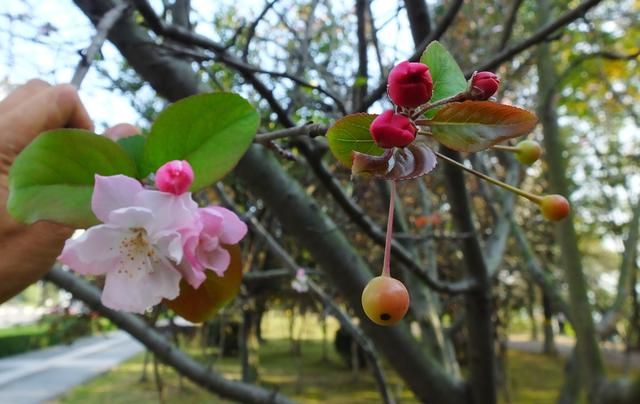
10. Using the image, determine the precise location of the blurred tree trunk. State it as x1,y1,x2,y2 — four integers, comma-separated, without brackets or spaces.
542,290,557,355
536,0,605,397
526,280,539,341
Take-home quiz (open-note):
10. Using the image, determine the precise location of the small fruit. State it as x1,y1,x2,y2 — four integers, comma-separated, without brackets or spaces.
361,276,410,326
515,140,542,165
540,194,570,221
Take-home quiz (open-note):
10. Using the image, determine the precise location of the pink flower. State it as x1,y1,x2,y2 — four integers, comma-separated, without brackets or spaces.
155,160,194,195
180,206,247,288
469,71,500,100
291,268,309,293
58,175,199,313
370,110,416,148
387,61,433,108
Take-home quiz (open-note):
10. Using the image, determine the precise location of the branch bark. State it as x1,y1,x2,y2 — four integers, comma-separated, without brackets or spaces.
45,267,294,404
72,1,467,402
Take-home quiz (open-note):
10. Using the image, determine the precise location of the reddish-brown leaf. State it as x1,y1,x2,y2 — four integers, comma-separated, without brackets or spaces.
165,244,243,323
428,101,538,152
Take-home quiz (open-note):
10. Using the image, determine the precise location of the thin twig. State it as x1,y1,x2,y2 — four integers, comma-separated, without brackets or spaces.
469,0,604,76
254,124,327,143
70,2,129,88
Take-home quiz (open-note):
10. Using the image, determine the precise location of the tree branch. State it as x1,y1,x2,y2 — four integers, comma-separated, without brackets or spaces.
70,2,130,88
45,267,294,404
358,0,463,111
298,140,476,294
470,0,605,76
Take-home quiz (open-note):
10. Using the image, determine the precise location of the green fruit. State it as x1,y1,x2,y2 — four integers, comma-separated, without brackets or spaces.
515,140,542,165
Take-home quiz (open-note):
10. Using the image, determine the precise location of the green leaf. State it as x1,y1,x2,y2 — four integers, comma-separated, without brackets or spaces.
143,93,260,190
117,135,146,176
165,244,243,323
429,101,538,152
326,113,384,167
420,41,468,118
8,129,138,227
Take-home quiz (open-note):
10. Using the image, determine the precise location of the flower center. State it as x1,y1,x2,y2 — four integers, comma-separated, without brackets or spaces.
116,228,157,278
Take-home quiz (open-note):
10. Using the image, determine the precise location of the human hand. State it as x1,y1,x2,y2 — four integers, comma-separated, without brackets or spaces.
0,80,137,303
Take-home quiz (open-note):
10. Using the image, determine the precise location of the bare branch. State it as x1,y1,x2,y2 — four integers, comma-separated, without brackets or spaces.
470,0,605,76
45,267,294,404
70,2,129,88
496,0,525,52
297,140,476,294
216,185,397,404
358,0,463,111
241,0,278,61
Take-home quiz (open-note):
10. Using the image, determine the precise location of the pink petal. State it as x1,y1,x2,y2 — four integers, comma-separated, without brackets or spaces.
154,231,184,264
58,225,124,275
101,258,181,313
177,261,207,289
92,175,143,223
107,207,154,229
199,208,224,235
197,247,230,277
136,190,199,233
203,207,247,245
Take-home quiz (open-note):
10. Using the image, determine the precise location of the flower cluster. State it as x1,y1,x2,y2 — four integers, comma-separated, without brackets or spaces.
58,160,247,313
371,61,500,149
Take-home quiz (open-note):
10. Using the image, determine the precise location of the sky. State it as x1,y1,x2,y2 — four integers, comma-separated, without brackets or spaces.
0,0,414,130
0,1,142,130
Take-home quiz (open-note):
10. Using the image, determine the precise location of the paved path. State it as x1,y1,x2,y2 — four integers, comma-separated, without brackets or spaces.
508,334,640,370
0,330,144,404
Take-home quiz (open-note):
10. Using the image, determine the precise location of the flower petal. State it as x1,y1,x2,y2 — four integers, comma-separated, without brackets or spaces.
198,247,230,277
154,230,184,264
136,190,199,233
203,207,247,245
101,257,181,313
92,175,143,222
177,261,207,289
107,207,154,229
58,225,124,275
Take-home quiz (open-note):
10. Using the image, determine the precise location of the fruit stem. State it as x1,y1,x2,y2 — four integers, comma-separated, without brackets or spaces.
492,144,518,152
382,180,396,277
434,151,543,204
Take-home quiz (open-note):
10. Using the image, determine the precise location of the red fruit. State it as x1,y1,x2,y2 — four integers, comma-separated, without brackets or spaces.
361,276,410,326
387,61,433,108
515,140,542,165
540,194,570,221
369,110,416,148
470,71,500,100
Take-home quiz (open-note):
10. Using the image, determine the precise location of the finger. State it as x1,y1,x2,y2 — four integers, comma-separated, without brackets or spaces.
104,123,140,140
0,79,51,111
0,84,94,145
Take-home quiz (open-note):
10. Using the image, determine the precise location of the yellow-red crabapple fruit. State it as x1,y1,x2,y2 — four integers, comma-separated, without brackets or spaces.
361,276,410,326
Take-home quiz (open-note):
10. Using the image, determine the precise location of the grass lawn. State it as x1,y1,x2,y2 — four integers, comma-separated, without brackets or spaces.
51,312,639,404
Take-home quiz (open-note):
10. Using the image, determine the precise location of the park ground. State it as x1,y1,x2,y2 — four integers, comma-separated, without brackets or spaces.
31,312,637,404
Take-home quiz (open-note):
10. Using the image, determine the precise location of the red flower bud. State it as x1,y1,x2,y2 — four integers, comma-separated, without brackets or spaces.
369,110,416,149
387,61,433,108
470,71,500,100
155,160,194,195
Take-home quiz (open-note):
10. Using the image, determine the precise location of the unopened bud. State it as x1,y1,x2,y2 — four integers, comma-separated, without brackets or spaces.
387,61,433,108
469,71,500,100
370,110,416,148
155,160,194,195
